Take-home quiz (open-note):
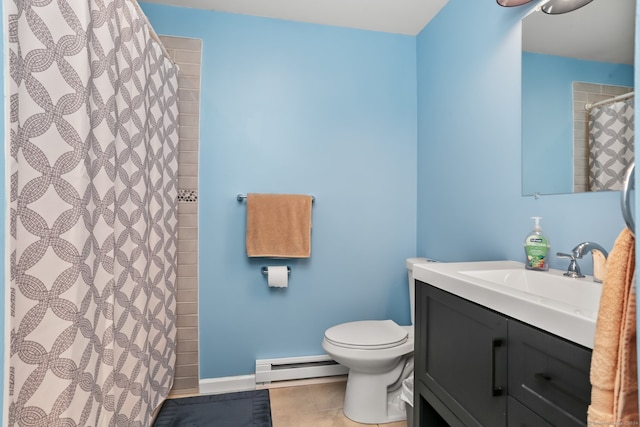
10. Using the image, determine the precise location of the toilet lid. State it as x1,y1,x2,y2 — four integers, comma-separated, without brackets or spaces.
324,320,408,350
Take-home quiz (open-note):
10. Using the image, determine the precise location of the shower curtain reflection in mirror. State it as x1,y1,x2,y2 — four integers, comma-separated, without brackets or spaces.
588,95,635,191
8,0,179,426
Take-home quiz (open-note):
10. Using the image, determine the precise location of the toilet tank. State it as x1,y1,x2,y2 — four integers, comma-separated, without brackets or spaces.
406,258,433,325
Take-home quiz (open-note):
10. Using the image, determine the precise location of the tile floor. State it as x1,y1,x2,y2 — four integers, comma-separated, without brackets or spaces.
268,379,408,427
165,378,408,427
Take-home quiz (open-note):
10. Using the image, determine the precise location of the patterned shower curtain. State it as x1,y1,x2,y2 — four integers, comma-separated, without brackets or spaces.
589,97,635,191
8,1,178,426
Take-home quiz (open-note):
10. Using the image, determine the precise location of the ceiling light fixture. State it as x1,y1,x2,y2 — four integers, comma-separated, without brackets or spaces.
541,0,594,14
496,0,534,6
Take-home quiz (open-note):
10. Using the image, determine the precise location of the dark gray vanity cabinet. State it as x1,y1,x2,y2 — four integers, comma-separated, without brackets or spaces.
415,281,592,427
415,282,508,426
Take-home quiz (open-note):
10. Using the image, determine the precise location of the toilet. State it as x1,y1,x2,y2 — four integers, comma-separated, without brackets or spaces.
322,258,429,424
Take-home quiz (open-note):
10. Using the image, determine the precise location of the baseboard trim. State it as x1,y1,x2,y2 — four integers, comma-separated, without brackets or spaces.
199,374,256,395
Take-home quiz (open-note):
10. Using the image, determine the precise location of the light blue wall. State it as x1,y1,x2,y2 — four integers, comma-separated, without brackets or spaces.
522,53,633,195
416,0,627,271
140,4,418,378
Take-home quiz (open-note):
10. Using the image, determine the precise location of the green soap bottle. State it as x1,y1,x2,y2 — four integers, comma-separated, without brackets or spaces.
524,216,550,271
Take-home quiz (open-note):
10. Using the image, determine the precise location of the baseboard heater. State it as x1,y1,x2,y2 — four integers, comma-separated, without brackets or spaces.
255,355,348,384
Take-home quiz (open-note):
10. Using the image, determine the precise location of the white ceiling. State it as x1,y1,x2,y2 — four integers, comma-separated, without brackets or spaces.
143,0,634,65
523,0,634,65
141,0,449,35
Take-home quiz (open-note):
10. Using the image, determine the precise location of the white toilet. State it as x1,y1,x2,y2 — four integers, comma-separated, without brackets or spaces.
322,258,429,424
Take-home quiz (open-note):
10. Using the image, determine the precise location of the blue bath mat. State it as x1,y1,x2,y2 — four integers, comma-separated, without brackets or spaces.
153,389,272,427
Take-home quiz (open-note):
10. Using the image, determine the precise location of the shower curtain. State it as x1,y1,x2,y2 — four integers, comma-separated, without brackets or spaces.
589,97,635,191
8,1,179,426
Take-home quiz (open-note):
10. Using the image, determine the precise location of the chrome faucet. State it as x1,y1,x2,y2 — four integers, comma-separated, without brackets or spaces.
571,242,609,260
556,252,584,278
557,242,609,279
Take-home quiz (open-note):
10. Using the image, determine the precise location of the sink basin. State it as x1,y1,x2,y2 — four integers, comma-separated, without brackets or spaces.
412,260,602,348
460,268,601,320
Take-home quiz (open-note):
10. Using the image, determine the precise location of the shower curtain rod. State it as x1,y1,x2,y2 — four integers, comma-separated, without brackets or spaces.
585,91,634,111
128,0,173,62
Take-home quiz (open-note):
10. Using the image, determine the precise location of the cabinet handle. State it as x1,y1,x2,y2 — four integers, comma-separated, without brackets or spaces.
491,339,503,396
534,373,588,405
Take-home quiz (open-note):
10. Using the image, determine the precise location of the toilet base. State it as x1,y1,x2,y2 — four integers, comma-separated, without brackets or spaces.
342,362,408,424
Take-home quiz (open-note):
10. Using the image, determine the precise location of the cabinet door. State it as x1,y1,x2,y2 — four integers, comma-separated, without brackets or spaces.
416,282,508,427
508,319,591,427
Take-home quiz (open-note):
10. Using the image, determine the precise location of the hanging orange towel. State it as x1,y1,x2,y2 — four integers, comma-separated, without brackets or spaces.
588,228,637,425
246,193,312,258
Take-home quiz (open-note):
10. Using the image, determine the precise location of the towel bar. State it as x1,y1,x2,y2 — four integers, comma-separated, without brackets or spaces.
261,266,291,276
237,194,315,202
621,162,635,237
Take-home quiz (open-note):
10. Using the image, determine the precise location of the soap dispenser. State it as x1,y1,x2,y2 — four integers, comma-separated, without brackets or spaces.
524,216,550,271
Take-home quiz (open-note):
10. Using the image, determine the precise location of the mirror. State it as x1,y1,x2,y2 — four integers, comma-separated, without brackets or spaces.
521,0,635,196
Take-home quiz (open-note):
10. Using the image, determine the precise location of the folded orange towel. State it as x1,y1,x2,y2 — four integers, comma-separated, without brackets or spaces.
246,193,312,258
588,228,637,425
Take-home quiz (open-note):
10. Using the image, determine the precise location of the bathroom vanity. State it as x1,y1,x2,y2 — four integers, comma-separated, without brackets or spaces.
412,261,598,427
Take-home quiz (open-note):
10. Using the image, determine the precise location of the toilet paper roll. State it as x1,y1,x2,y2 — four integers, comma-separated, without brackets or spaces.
267,266,288,288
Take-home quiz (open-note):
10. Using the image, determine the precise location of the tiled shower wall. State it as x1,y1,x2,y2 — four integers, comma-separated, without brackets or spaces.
572,82,633,193
160,35,202,395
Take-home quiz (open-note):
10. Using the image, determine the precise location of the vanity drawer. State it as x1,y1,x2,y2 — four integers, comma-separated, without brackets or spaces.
508,397,553,427
508,319,591,427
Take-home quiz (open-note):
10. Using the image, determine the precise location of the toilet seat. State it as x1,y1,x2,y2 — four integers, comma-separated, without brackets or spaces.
324,320,408,350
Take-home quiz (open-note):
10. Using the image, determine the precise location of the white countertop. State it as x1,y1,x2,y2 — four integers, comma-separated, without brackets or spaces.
413,260,602,349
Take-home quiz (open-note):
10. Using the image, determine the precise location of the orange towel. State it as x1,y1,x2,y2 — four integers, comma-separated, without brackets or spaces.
246,193,312,258
615,269,638,423
588,228,637,425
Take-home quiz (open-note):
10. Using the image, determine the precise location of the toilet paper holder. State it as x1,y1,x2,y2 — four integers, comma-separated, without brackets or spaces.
261,266,291,276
